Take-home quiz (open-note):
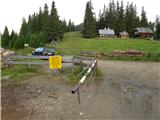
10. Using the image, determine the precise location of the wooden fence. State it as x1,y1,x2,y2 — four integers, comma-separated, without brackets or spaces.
3,55,83,67
3,55,97,103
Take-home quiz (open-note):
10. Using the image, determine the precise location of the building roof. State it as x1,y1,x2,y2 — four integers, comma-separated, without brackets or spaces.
136,27,153,33
99,28,115,35
120,31,129,36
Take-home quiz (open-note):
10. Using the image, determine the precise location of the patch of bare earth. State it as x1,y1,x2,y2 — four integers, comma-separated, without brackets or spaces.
1,61,160,120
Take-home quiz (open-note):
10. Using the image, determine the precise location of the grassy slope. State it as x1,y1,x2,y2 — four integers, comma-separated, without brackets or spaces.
56,32,160,53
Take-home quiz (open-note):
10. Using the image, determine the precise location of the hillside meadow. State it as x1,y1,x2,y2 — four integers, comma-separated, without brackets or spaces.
54,32,160,53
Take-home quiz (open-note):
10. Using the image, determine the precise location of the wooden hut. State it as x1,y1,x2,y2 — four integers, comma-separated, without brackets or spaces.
98,28,115,37
135,27,153,38
120,31,129,38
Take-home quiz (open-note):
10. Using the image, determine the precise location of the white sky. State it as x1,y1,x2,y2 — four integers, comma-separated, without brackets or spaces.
0,0,160,33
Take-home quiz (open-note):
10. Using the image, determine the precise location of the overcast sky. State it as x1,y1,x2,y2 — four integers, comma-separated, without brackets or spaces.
0,0,159,33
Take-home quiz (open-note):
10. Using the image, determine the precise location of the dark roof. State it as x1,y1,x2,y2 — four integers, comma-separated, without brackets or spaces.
136,27,153,33
99,28,115,35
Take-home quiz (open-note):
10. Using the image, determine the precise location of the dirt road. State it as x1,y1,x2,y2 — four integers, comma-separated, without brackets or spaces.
1,61,160,120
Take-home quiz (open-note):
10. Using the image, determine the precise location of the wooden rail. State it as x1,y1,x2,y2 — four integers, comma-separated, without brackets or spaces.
4,55,92,67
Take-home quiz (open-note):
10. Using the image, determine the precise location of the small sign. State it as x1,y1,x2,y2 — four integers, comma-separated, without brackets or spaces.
49,56,62,69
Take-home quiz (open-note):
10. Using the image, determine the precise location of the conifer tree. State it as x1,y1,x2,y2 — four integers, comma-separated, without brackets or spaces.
48,1,63,41
82,0,97,38
107,0,116,29
37,7,43,32
148,21,154,31
19,18,28,36
42,3,49,42
97,6,106,29
115,1,125,35
68,19,72,32
155,16,160,40
156,23,160,40
9,30,18,49
2,26,10,48
140,7,148,27
62,19,68,33
125,3,139,37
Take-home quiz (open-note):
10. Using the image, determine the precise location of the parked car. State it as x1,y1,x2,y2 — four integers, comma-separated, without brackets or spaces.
32,47,54,56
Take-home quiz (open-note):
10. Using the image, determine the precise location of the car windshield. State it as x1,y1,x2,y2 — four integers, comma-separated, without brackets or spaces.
35,48,44,52
47,49,53,52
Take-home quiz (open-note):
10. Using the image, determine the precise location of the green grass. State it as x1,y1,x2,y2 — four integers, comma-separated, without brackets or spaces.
15,47,34,55
46,32,160,61
52,32,160,54
1,65,42,81
62,65,103,85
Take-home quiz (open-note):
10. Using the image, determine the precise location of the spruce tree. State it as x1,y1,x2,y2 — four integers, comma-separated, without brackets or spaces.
125,3,139,37
140,7,148,27
68,19,72,32
148,21,155,31
37,7,43,32
19,18,28,36
107,0,116,29
9,30,18,49
118,1,125,32
82,1,97,38
48,1,63,41
115,1,120,35
2,26,10,48
98,6,106,29
42,3,49,42
156,23,160,40
155,16,160,40
62,19,68,33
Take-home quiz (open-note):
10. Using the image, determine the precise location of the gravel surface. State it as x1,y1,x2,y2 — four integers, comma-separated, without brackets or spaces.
1,60,160,120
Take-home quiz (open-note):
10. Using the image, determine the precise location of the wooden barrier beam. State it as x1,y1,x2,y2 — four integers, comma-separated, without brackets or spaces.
71,60,97,94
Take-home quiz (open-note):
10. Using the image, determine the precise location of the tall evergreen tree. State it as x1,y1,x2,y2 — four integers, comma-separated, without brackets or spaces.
98,5,106,29
82,0,97,38
140,7,148,27
46,1,63,42
42,3,49,42
62,19,68,33
27,15,32,33
125,3,139,37
37,7,43,32
119,1,125,31
67,19,74,32
134,5,140,28
107,0,116,29
148,21,154,31
155,16,160,40
9,30,18,49
2,26,10,48
71,22,75,31
19,18,28,36
155,23,160,40
115,1,125,35
32,13,39,33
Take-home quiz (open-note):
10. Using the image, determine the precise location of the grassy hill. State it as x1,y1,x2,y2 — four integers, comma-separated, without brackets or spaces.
46,31,160,61
54,32,160,54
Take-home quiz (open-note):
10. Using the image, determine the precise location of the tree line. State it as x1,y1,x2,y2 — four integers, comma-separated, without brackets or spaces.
1,1,75,49
82,0,160,39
